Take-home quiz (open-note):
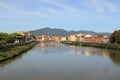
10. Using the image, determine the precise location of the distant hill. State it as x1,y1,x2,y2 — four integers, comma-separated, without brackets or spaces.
29,27,111,36
29,27,69,36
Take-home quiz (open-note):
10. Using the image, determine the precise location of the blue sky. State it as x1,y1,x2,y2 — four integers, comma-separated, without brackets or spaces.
0,0,120,33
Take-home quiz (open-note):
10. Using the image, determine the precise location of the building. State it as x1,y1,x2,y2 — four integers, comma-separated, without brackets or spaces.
68,33,110,43
76,34,93,42
85,36,103,43
68,33,93,42
36,35,50,41
15,32,36,43
36,36,42,41
61,37,67,41
51,36,61,41
68,34,77,41
103,36,110,43
76,34,85,42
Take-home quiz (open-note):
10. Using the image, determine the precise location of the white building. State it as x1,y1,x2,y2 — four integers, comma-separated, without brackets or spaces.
61,37,67,41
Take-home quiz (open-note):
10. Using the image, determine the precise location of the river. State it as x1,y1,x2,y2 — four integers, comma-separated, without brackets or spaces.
0,42,120,80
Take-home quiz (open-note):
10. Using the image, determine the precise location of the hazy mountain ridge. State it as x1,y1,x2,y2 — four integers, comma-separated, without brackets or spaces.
29,27,111,36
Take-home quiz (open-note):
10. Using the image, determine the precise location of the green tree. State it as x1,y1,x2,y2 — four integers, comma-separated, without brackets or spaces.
97,33,104,37
0,32,23,44
110,30,120,43
0,32,8,44
110,31,115,43
0,32,9,41
7,33,23,43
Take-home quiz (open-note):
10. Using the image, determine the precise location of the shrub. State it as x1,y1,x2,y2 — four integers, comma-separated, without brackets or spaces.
0,40,7,45
0,42,36,61
62,41,120,50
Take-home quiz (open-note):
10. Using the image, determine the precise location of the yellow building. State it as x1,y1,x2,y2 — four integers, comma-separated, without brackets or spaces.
68,34,77,41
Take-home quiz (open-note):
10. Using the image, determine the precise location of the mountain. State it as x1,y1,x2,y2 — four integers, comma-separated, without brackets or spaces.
29,27,111,36
29,27,69,36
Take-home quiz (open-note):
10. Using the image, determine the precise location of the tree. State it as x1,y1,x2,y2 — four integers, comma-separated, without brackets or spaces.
0,32,23,44
0,32,9,41
7,33,23,43
97,33,104,37
110,30,120,43
110,31,115,43
0,32,9,44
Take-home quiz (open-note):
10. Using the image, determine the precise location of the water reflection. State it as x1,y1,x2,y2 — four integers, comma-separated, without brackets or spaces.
35,42,63,48
69,46,110,57
0,42,120,66
69,45,120,65
0,42,120,80
109,50,120,65
0,51,27,67
35,42,66,54
35,42,120,65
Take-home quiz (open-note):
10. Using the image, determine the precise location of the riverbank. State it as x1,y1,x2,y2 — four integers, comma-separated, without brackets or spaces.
0,42,37,62
61,41,120,50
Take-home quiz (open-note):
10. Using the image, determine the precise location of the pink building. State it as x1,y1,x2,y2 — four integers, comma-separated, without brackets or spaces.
85,36,103,43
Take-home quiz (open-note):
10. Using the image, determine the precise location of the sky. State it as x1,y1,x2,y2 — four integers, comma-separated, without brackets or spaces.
0,0,120,33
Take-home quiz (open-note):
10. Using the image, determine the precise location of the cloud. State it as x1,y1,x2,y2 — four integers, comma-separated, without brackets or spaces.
0,0,119,19
0,0,81,18
0,1,50,18
104,2,119,12
0,1,13,11
83,0,119,12
38,0,82,17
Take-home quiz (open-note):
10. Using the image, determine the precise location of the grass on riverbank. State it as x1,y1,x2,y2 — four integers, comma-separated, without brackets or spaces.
0,42,36,61
61,41,120,50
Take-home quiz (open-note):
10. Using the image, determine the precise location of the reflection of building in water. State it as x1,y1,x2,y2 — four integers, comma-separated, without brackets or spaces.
69,46,110,57
35,42,62,48
84,51,90,56
69,46,77,53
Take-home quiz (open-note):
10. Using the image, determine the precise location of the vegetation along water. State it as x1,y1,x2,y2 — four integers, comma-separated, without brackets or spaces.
0,42,37,62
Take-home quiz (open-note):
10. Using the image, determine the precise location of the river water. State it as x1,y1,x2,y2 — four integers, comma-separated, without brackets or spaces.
0,42,120,80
